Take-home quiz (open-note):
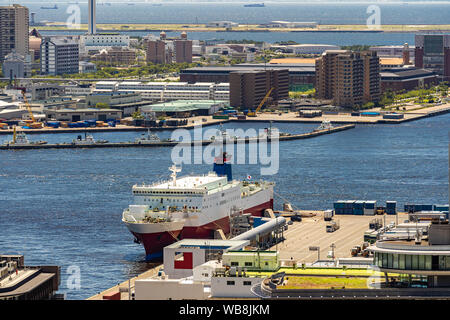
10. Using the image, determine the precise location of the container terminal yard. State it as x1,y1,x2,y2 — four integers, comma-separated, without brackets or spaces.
87,200,450,300
1,102,450,136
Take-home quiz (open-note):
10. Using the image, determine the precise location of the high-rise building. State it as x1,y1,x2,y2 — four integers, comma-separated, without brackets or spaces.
415,34,450,81
315,50,380,108
40,37,80,75
147,40,167,64
88,0,96,35
0,4,29,61
174,40,193,63
229,69,289,110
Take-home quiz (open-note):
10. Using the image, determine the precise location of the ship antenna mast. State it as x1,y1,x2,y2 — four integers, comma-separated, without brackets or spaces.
169,164,181,186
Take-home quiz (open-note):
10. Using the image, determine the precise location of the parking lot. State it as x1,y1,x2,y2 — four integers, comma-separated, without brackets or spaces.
270,211,409,264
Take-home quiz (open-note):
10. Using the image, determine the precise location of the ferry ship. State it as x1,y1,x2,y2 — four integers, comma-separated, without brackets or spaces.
122,153,274,260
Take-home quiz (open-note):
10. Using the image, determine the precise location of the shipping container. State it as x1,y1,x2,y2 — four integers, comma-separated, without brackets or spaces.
386,201,397,215
353,200,365,215
434,204,449,212
383,113,404,119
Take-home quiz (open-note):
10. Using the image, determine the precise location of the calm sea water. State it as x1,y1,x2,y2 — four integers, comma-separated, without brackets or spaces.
22,1,450,45
16,2,450,25
1,117,449,299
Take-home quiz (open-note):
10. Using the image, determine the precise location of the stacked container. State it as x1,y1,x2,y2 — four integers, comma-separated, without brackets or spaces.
333,201,345,215
353,200,365,215
363,201,377,215
386,201,397,215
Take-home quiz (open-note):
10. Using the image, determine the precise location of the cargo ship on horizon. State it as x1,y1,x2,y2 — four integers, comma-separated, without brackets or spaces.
244,3,265,7
122,153,274,260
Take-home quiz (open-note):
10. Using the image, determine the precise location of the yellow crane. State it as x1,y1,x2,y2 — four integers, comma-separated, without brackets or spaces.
247,87,274,117
20,89,42,129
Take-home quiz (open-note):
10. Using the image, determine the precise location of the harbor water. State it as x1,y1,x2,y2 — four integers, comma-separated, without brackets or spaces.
0,116,449,299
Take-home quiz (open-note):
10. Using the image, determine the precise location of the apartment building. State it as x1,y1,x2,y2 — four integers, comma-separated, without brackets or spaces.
0,4,29,61
229,69,289,110
315,50,380,108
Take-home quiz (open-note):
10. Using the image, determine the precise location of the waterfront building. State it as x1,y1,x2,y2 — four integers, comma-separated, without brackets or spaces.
380,67,438,92
0,4,29,61
140,99,227,117
415,34,450,82
229,69,289,110
40,37,79,76
315,50,380,108
206,21,239,28
370,222,450,287
0,255,61,300
44,108,122,122
94,81,230,101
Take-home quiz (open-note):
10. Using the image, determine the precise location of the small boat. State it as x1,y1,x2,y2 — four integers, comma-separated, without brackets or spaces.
210,124,239,142
72,133,108,145
135,129,161,144
315,120,334,131
258,121,291,139
3,127,47,146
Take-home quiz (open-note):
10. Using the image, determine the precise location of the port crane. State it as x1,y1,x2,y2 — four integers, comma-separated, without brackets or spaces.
247,87,274,117
15,88,43,129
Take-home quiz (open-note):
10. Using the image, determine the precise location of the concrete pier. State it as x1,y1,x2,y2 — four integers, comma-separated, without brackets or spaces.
0,124,355,150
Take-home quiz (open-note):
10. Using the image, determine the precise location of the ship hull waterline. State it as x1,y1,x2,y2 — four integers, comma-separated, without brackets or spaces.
127,199,274,261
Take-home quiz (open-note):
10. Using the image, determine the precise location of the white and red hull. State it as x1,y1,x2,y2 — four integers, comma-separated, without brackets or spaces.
125,197,273,260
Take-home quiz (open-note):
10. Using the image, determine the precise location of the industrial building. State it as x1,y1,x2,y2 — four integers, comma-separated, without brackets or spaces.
415,34,450,82
44,108,122,122
229,69,289,110
140,100,227,117
94,81,230,101
0,4,29,61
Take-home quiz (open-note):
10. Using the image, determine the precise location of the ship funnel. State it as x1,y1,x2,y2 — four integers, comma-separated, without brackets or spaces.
213,152,232,181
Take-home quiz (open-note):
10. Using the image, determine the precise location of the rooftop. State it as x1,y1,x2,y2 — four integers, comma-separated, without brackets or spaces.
165,239,250,250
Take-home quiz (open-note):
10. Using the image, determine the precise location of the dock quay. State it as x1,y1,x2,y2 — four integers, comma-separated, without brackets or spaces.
87,263,163,300
235,104,450,125
0,124,355,150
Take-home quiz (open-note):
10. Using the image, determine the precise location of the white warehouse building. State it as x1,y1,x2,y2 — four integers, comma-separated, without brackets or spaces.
94,81,229,101
80,33,130,55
